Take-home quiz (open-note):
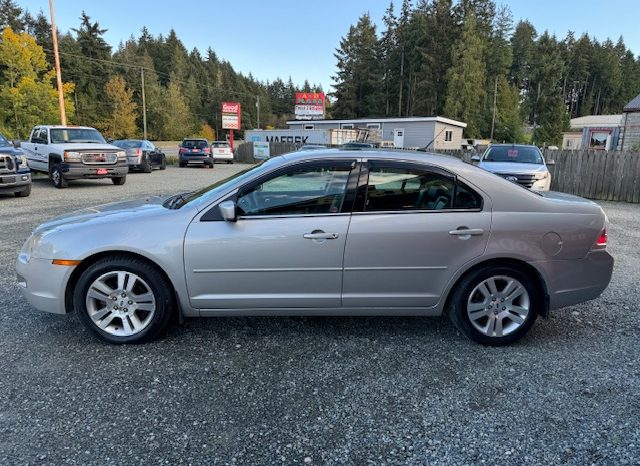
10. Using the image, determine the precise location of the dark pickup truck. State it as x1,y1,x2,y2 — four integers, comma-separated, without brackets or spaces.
0,133,31,197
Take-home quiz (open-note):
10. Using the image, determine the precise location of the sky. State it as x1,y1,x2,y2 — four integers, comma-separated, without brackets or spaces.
17,0,640,92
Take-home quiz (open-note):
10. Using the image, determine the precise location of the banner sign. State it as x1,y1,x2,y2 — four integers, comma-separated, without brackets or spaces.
294,92,325,120
222,101,241,129
253,141,270,160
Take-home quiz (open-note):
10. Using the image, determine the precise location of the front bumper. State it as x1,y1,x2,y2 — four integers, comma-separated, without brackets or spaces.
16,255,74,315
0,171,31,193
534,250,614,310
61,162,129,180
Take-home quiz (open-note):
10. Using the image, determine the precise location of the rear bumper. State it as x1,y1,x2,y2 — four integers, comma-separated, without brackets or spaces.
180,155,213,165
213,154,233,161
533,250,614,310
16,255,72,315
0,171,31,192
61,162,129,179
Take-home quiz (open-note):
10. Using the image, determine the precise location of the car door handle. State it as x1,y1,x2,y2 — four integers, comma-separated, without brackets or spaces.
303,232,339,240
449,228,484,236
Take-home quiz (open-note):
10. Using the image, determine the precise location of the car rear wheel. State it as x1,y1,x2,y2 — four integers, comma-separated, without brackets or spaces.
74,256,174,344
112,176,126,185
448,265,539,346
160,156,166,170
142,154,152,173
51,164,67,189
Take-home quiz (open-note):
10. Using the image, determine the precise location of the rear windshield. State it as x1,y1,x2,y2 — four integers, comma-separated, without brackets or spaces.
483,146,543,164
113,140,143,149
181,140,208,149
50,128,106,144
212,142,230,148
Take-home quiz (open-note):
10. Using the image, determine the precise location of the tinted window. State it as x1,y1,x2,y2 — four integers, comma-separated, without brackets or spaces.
113,140,143,149
31,129,47,144
483,146,543,164
181,139,208,149
365,166,454,211
237,163,352,216
212,142,229,148
50,128,105,144
454,182,483,210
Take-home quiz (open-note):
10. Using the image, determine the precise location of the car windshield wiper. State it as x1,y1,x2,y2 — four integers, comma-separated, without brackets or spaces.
163,192,192,209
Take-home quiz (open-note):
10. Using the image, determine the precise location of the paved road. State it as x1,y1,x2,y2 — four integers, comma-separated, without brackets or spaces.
0,167,638,465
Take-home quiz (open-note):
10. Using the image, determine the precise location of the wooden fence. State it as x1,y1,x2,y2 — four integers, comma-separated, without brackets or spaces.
234,142,298,163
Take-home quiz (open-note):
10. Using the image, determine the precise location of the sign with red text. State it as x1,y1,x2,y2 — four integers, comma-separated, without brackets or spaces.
294,92,325,120
222,102,241,129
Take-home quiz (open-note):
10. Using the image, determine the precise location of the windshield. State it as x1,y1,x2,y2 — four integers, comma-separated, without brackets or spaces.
482,146,544,164
0,134,10,147
50,128,106,144
166,158,280,209
113,140,143,149
181,140,208,149
212,142,229,148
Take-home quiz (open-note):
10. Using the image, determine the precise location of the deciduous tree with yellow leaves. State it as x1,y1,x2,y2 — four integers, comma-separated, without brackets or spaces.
0,27,74,139
98,75,138,139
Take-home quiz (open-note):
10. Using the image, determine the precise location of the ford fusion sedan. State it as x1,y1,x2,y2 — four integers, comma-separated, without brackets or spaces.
16,150,613,346
474,144,551,191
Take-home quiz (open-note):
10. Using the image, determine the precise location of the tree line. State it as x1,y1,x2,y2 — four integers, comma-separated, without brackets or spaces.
332,0,640,145
0,0,321,140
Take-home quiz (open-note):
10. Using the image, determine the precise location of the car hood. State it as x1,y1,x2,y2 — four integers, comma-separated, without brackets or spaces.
57,143,123,151
0,146,23,157
479,161,547,174
34,196,172,234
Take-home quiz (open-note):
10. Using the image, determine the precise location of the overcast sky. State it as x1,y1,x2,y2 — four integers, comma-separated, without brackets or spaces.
18,0,640,91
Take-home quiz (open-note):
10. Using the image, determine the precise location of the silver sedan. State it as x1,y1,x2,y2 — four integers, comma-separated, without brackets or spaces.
16,150,613,345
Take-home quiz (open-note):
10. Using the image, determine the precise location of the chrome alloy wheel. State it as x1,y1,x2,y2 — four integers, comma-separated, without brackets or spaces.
85,271,156,337
466,275,530,338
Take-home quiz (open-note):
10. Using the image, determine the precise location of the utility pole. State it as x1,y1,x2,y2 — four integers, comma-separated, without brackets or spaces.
490,76,498,141
49,0,66,125
256,95,260,129
141,67,147,140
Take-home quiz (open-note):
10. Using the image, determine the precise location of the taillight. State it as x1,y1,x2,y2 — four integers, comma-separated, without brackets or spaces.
203,147,211,154
136,148,142,156
179,148,186,154
594,228,607,249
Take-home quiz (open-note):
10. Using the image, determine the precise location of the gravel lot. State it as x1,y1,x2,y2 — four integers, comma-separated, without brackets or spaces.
0,166,638,465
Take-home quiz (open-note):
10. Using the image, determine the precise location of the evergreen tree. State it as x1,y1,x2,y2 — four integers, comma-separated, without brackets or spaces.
444,13,486,137
0,0,25,32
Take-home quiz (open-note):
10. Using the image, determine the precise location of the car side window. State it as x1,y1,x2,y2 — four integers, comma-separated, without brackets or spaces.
365,165,455,211
31,128,46,144
454,181,483,209
236,163,353,216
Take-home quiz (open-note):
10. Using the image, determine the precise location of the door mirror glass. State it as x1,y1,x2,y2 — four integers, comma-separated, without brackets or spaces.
219,200,237,222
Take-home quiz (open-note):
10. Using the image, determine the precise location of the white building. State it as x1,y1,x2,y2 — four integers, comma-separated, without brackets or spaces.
562,114,623,151
285,116,467,150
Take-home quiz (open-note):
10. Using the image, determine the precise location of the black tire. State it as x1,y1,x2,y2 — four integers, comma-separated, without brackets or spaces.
15,185,31,197
51,164,67,189
227,160,233,164
142,154,152,173
208,160,214,169
448,265,539,346
179,162,186,168
73,256,174,344
112,176,126,185
160,156,166,170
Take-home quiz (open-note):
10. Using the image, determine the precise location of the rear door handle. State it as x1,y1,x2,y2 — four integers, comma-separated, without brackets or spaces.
303,232,339,240
449,228,484,236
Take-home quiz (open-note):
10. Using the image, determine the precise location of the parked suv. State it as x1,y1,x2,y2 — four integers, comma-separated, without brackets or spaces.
179,139,213,168
21,126,128,189
211,141,234,164
112,139,166,172
474,144,551,191
0,133,31,197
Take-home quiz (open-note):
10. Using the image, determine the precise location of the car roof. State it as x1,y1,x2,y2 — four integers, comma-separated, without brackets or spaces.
41,125,97,130
487,144,540,149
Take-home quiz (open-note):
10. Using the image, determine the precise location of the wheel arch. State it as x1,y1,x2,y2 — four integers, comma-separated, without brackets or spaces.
442,257,550,319
64,250,183,322
48,153,63,174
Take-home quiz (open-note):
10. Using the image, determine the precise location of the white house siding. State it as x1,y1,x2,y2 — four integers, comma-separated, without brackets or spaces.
621,112,640,150
432,122,464,150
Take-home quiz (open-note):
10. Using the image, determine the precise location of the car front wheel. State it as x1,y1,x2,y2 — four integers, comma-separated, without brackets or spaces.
74,256,174,344
112,176,126,185
51,164,67,189
448,265,539,346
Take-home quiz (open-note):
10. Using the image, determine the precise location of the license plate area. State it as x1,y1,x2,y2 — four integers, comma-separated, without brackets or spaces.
0,175,16,183
96,168,108,175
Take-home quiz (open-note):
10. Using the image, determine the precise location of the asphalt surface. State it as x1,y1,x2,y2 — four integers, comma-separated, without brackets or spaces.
0,166,638,465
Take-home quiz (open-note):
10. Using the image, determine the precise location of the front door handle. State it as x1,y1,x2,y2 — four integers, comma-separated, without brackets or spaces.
449,228,484,237
303,231,339,240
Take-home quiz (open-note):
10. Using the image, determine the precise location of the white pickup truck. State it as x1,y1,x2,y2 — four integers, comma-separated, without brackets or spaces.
21,125,129,189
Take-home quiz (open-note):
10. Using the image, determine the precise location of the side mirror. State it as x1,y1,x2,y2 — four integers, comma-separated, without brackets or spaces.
12,140,21,148
219,200,237,222
471,155,480,162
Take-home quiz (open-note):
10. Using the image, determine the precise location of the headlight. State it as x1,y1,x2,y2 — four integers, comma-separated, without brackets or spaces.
117,151,126,161
534,171,549,180
19,232,43,262
64,151,82,162
17,153,28,168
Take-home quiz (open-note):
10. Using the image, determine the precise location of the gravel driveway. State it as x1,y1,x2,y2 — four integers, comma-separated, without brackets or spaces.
0,166,638,465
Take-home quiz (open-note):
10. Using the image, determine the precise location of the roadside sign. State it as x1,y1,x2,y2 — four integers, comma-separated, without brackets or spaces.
253,141,270,160
294,92,325,120
222,102,241,130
